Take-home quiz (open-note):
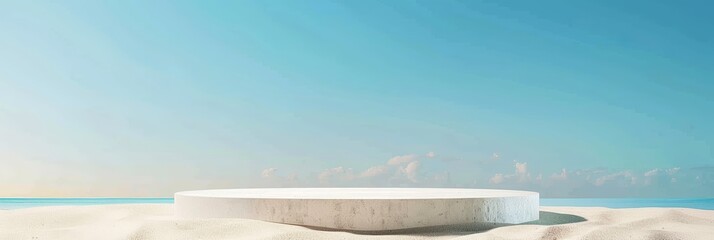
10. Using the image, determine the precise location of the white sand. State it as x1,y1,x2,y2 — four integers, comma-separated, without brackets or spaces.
1,204,713,240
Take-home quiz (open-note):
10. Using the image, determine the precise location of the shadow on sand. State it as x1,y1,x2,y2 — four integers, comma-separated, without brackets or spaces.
302,211,586,236
527,211,587,226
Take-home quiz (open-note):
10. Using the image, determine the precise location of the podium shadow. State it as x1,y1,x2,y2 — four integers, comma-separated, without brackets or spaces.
302,211,586,236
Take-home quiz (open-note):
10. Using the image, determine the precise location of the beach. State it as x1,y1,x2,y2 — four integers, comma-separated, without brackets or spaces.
1,204,713,240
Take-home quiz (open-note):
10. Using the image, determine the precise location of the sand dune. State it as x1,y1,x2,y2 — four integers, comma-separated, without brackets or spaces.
1,204,713,240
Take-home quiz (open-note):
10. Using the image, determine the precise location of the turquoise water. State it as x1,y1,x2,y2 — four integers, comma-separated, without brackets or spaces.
0,198,173,210
541,198,714,210
1,198,713,210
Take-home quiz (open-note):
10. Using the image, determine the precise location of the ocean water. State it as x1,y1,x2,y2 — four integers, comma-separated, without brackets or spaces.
0,198,712,210
540,198,714,210
0,198,173,210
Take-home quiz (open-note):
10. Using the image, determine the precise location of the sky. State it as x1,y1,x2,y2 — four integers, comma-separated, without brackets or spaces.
1,0,713,197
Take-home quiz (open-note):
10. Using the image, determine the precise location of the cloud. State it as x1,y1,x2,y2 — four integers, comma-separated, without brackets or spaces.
317,167,355,183
481,165,714,197
488,161,530,184
360,165,388,178
315,153,435,186
475,152,500,164
257,153,710,198
594,171,635,186
644,169,659,177
403,160,421,182
642,167,679,178
550,169,568,181
286,173,299,181
257,167,303,187
490,173,505,184
642,167,680,186
515,162,528,174
666,167,680,175
261,168,277,178
387,154,418,165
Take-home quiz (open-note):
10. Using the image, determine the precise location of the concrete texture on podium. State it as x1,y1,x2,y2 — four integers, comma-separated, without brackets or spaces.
175,188,539,231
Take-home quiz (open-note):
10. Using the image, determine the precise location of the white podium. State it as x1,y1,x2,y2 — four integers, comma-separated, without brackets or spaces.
175,188,539,231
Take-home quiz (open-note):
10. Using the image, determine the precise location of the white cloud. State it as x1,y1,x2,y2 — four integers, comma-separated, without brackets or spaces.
594,171,634,186
492,153,500,160
258,155,700,198
644,168,659,177
643,167,680,185
644,167,679,178
315,153,433,186
387,154,418,165
259,168,301,187
490,173,505,184
488,161,531,185
550,169,568,181
666,167,680,176
360,165,388,178
261,168,277,178
515,162,528,174
404,160,421,183
318,167,354,182
286,173,299,181
480,166,709,197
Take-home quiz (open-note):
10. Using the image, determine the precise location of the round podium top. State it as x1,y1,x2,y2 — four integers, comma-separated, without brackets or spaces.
175,188,537,200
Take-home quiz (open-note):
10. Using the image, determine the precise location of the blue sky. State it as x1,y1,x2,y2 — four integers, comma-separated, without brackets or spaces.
1,0,713,197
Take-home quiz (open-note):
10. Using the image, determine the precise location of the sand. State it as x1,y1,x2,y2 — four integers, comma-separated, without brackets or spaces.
1,204,714,240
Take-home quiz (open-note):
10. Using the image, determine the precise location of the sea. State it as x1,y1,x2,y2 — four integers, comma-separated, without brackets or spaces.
1,198,713,210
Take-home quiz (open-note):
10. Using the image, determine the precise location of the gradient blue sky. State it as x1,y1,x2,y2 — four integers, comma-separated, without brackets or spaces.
1,0,713,197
